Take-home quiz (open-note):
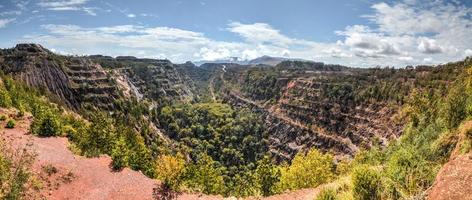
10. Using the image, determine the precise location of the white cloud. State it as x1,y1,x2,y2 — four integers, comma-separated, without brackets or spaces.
0,18,15,28
37,0,89,9
20,0,472,67
0,11,22,16
127,14,136,18
418,37,443,54
227,22,294,46
465,49,472,57
37,0,96,15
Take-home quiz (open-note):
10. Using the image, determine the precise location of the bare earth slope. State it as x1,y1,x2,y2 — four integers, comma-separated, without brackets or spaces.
3,117,157,200
427,152,472,200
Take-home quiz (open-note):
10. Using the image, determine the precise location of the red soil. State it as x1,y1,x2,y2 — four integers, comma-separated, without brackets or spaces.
427,152,472,200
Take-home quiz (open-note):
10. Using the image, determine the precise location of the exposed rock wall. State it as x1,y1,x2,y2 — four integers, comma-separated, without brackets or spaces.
0,44,79,108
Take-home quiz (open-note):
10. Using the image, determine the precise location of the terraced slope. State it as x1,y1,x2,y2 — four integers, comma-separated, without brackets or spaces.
65,57,120,110
218,60,461,161
93,56,195,104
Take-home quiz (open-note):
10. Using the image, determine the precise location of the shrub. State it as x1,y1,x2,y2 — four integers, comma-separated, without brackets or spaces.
155,154,186,191
278,149,335,191
182,154,225,194
0,115,6,121
384,147,437,197
31,110,61,137
0,136,35,199
5,119,15,129
316,187,338,200
0,88,12,108
352,166,381,200
110,136,130,170
255,156,280,196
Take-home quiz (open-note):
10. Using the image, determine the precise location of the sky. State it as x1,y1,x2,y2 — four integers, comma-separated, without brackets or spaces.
0,0,471,67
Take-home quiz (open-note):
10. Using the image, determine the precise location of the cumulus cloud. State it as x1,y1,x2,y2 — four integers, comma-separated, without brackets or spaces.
418,37,443,54
227,22,295,47
21,0,472,67
333,0,472,66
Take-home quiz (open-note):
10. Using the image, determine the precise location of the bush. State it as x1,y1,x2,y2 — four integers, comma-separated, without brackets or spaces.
278,149,335,191
155,154,186,191
255,156,280,196
0,135,35,199
352,166,381,200
384,147,437,198
110,136,130,170
0,115,6,121
316,187,338,200
5,119,15,129
0,88,12,108
182,154,225,194
31,110,62,137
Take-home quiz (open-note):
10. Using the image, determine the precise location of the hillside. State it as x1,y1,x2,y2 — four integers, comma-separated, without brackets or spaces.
1,43,472,199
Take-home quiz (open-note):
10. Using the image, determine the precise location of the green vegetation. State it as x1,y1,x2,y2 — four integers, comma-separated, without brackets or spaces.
0,129,35,199
278,149,335,191
242,68,282,102
5,119,15,129
315,188,338,200
156,102,270,196
1,53,472,199
352,166,381,200
31,108,62,137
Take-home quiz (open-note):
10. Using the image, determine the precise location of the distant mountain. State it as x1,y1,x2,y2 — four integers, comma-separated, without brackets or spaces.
248,55,288,66
194,55,311,67
194,57,249,66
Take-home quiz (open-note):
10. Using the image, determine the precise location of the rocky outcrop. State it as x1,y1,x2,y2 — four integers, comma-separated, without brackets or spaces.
0,44,121,110
0,44,79,108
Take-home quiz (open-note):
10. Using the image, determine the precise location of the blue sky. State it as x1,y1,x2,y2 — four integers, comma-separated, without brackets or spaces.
0,0,471,67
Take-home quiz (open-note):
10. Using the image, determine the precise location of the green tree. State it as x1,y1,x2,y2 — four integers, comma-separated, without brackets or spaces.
183,154,225,194
278,149,335,191
110,136,130,170
255,156,280,196
155,154,186,191
31,108,62,137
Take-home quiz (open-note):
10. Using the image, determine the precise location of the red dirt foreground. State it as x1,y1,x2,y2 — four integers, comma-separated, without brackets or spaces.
0,111,318,200
427,152,472,200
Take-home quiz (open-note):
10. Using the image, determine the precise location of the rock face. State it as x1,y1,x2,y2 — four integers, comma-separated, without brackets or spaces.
427,153,472,200
0,44,80,108
0,44,195,110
